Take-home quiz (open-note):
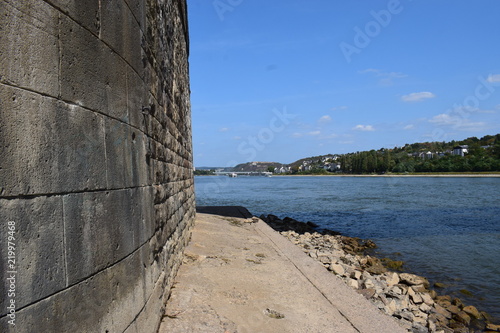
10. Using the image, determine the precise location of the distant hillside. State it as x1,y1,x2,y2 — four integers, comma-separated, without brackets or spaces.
232,161,283,172
285,133,500,174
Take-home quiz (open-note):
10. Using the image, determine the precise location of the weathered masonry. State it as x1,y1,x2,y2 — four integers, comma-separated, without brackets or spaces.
0,0,194,332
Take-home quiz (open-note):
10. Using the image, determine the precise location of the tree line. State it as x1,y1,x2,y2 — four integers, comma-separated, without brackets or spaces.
338,134,500,174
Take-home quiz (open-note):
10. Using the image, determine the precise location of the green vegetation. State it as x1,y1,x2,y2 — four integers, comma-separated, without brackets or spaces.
287,134,500,175
339,134,500,174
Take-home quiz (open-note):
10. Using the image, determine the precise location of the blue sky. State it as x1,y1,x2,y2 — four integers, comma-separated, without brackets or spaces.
187,0,500,167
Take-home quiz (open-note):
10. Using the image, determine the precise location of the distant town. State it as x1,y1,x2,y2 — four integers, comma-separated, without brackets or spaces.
195,133,500,175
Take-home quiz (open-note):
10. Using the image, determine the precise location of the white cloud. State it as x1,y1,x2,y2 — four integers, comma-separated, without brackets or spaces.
232,136,242,140
331,106,348,111
353,124,375,132
401,92,436,102
219,127,229,132
429,113,454,125
359,68,407,85
318,115,332,123
487,74,500,83
429,113,488,131
404,124,414,130
292,130,322,137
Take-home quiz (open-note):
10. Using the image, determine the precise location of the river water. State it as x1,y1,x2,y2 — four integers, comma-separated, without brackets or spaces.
195,175,500,320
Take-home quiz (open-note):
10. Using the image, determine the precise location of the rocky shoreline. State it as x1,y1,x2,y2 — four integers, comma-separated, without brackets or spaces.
260,214,500,333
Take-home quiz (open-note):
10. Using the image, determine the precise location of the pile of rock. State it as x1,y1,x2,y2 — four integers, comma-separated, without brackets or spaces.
260,215,500,333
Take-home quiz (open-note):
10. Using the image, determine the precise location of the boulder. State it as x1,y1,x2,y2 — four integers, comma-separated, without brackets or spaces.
433,303,452,319
350,270,362,280
346,278,359,290
411,322,428,333
399,273,430,288
395,296,410,311
328,263,345,276
363,278,377,290
429,312,450,327
363,256,387,275
436,298,452,309
427,318,437,332
419,303,432,313
412,309,428,321
317,255,330,264
410,292,423,304
394,310,414,322
420,292,434,306
386,285,404,298
444,304,460,315
435,295,452,303
449,324,469,333
486,323,500,331
382,272,400,287
357,288,376,299
340,263,354,277
452,297,464,308
386,299,398,315
411,284,429,293
462,305,482,320
462,305,483,319
453,311,471,325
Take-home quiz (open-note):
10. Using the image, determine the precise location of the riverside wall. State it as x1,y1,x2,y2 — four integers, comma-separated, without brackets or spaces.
0,0,195,332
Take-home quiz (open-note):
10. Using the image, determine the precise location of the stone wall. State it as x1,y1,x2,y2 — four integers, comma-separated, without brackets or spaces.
0,0,194,332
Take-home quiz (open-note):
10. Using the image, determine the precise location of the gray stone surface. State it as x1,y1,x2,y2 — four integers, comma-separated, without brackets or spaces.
159,209,407,333
0,243,147,333
44,0,100,35
0,0,60,97
0,0,193,331
0,196,65,314
0,86,108,196
63,189,143,284
101,0,143,74
60,14,129,121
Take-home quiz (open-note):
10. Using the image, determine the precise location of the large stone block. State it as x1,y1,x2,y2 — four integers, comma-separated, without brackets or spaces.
100,0,144,76
104,118,149,188
124,0,146,32
134,271,166,333
0,0,59,97
138,186,156,243
59,14,128,121
63,188,154,284
0,86,107,196
126,67,148,130
0,243,151,333
0,196,65,315
44,0,100,35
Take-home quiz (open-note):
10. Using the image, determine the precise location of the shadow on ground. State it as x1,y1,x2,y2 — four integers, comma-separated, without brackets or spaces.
196,206,252,219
